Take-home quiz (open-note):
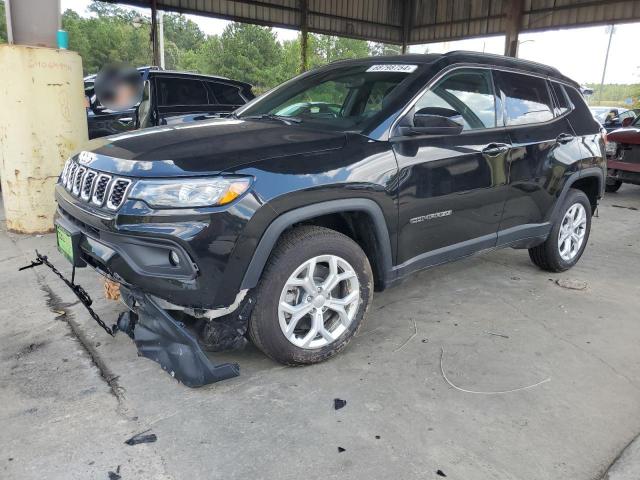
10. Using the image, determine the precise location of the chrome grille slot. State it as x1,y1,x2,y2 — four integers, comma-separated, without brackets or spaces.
92,174,112,206
106,179,132,210
72,167,86,196
60,159,71,184
81,170,97,201
66,163,78,189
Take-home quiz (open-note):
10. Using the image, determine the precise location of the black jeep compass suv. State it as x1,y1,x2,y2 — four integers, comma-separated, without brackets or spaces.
54,51,605,385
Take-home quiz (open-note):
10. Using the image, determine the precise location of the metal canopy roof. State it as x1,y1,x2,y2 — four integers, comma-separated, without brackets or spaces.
111,0,640,45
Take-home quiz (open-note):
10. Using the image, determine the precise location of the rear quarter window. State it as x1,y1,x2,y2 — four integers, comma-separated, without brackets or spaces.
207,82,245,105
493,70,554,126
550,81,571,116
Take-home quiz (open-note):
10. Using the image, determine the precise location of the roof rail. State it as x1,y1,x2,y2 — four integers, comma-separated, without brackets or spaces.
442,50,563,76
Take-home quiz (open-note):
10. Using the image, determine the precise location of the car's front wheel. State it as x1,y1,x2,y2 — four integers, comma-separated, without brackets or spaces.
248,225,373,365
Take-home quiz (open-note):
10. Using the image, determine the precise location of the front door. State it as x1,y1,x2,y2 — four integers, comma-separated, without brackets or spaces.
393,68,510,274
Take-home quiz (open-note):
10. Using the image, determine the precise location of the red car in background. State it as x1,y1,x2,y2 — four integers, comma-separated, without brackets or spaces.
606,115,640,192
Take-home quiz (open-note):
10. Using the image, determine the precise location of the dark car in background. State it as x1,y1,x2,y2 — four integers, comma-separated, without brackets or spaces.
84,67,254,139
605,114,640,192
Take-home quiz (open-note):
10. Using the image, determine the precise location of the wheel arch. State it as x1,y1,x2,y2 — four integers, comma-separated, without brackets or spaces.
549,167,604,222
240,199,394,292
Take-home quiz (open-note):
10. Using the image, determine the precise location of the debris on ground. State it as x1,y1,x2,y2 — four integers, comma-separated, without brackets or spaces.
436,469,447,477
334,398,347,410
440,347,551,394
375,435,381,439
612,204,638,211
107,466,121,480
555,279,588,291
124,429,158,446
484,331,509,339
337,447,346,453
394,318,417,352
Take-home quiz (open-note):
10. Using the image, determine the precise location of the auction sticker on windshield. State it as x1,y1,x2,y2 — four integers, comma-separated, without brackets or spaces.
366,64,418,73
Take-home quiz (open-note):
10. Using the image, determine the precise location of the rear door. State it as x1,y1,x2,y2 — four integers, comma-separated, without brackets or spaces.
393,67,511,271
493,70,583,244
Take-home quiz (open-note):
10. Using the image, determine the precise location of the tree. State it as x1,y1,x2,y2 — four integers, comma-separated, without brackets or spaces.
0,0,7,43
309,34,370,66
370,42,403,56
163,14,205,52
199,23,284,92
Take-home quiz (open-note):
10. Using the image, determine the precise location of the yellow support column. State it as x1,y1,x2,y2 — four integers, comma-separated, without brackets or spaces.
0,45,88,234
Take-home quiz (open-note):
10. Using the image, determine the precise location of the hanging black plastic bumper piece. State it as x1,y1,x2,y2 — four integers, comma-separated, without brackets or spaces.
118,287,240,387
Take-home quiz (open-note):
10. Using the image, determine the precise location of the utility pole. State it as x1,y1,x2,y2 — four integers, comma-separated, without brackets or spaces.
598,25,615,104
158,10,165,69
299,0,308,73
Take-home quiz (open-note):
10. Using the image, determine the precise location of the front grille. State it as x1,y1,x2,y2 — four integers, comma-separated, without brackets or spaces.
59,158,132,211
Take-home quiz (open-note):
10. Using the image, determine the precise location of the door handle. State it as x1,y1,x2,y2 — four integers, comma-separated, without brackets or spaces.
117,117,133,126
556,133,574,144
482,143,510,156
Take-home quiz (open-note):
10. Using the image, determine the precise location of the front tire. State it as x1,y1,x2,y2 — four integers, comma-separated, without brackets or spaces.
528,189,591,272
248,225,373,366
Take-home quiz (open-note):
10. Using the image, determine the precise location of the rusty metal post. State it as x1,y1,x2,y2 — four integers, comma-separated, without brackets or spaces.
299,0,309,72
504,0,524,57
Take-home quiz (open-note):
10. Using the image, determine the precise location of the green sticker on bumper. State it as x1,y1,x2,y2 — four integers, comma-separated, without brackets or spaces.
56,225,74,263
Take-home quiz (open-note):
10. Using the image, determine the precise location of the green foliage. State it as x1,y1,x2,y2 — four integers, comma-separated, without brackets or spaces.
62,7,152,74
586,83,640,108
0,0,6,43
55,3,405,90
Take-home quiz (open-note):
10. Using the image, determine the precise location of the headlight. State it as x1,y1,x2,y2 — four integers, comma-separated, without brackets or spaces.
129,177,251,208
605,141,618,156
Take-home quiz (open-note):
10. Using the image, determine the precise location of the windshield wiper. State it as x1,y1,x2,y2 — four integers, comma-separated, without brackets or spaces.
242,114,303,125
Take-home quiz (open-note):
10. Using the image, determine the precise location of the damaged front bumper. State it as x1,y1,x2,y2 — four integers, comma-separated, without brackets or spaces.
21,252,251,387
118,287,241,387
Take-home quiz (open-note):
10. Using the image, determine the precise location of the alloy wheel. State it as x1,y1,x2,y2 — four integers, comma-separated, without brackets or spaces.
278,255,360,349
557,203,587,261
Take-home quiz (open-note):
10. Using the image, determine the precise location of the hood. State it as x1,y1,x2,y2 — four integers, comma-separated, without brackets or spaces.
78,118,347,177
608,127,640,145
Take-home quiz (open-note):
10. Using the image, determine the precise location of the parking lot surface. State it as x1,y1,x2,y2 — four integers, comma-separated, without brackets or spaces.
2,187,640,480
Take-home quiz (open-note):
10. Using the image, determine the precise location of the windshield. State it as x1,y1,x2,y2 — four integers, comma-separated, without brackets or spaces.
237,64,419,131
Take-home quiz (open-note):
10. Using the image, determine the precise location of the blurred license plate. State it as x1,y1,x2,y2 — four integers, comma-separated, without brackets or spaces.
56,225,74,264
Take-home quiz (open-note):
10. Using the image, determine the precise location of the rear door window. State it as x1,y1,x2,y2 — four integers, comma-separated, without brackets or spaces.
493,71,554,126
156,77,208,106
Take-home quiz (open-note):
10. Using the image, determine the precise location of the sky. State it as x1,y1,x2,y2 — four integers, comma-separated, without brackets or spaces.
61,0,640,85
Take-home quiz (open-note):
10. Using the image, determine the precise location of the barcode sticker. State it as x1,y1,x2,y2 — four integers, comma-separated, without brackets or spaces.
366,64,418,73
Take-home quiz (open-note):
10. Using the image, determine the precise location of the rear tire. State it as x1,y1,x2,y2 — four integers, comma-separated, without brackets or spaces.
605,179,622,193
248,225,373,366
528,189,591,272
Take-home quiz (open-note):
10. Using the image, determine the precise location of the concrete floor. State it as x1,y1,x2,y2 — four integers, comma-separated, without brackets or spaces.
2,185,640,480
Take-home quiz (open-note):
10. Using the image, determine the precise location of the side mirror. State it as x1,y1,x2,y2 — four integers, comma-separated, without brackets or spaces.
622,117,634,127
400,107,464,136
